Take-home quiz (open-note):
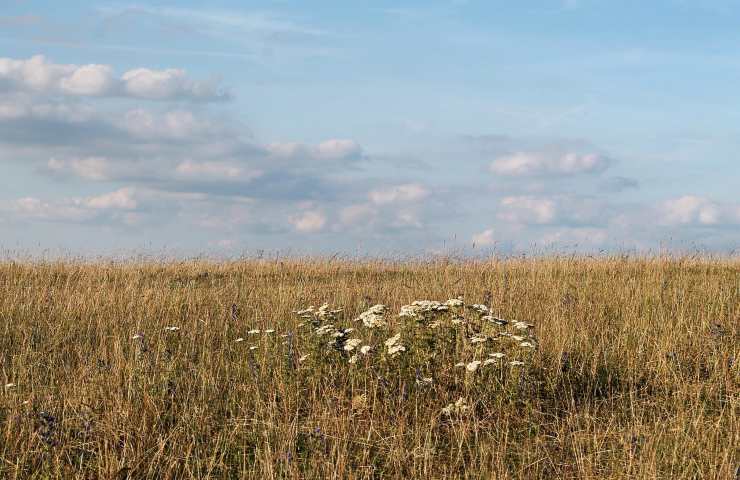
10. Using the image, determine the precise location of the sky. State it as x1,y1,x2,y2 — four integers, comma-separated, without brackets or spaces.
1,0,739,257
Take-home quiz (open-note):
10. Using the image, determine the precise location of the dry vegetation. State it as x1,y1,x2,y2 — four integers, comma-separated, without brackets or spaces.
0,256,737,479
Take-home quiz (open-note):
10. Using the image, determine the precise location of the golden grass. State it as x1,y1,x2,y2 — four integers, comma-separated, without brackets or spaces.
0,256,737,479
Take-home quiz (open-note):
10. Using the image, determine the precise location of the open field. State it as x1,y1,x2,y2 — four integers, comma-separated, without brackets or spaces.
0,257,737,479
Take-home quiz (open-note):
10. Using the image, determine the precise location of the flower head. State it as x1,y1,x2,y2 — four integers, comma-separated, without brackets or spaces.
466,360,482,372
357,304,388,328
344,338,363,351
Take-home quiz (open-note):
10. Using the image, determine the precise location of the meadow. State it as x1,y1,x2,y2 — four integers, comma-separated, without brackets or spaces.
0,256,737,479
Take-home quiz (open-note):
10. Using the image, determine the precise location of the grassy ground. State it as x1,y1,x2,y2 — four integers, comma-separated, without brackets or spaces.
0,257,737,479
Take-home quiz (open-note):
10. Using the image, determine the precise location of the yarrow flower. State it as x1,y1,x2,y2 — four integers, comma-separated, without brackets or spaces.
466,360,482,372
488,352,506,359
344,338,363,351
356,304,388,328
314,325,335,336
360,345,372,355
519,341,535,349
399,300,449,319
248,329,260,335
469,334,488,344
509,360,525,367
468,304,490,315
235,337,245,343
385,333,406,356
164,326,180,332
442,397,470,416
444,298,464,307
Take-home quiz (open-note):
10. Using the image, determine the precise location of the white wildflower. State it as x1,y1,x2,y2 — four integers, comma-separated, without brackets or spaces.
344,338,363,351
444,298,464,307
348,354,359,364
468,304,489,315
360,345,372,355
164,326,180,332
466,360,482,372
455,362,465,367
235,337,245,343
470,334,488,344
249,346,258,351
264,329,275,334
488,352,506,359
387,344,406,356
131,334,143,340
511,335,525,342
384,333,401,347
248,329,261,334
357,304,388,328
314,325,335,336
509,360,524,366
483,358,498,366
513,321,533,330
442,397,470,416
519,341,535,348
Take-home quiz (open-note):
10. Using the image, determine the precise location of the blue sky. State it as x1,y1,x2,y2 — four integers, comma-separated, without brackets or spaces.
1,0,738,256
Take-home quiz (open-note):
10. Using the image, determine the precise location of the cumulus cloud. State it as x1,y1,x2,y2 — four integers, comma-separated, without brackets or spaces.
472,228,495,246
290,210,327,233
0,55,230,101
660,196,722,226
498,195,607,226
267,139,362,162
5,188,139,223
490,151,611,176
498,196,557,224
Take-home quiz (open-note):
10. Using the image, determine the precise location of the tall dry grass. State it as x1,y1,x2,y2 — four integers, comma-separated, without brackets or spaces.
0,256,737,479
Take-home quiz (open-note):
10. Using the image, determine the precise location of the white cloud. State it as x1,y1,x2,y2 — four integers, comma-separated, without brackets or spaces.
47,157,110,180
175,160,262,181
314,139,362,161
0,55,229,101
369,183,429,205
267,139,362,162
498,196,557,224
290,210,327,233
59,64,115,96
472,228,495,246
490,151,611,176
83,188,138,210
660,196,721,225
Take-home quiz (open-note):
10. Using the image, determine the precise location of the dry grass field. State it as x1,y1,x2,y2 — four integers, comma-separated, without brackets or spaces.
0,256,737,479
